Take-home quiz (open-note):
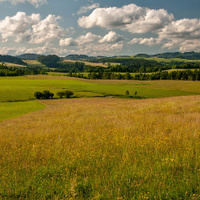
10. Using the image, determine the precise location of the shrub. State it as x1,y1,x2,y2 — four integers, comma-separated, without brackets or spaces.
65,90,74,98
34,92,43,99
34,91,54,99
125,90,129,96
57,91,65,98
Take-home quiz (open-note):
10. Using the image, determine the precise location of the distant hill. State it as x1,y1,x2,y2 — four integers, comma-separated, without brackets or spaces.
65,54,89,61
17,53,43,60
135,51,200,60
0,55,27,65
135,54,151,58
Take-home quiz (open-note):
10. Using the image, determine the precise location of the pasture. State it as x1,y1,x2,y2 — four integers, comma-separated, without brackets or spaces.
0,101,45,121
1,75,200,199
62,59,113,67
0,62,26,68
133,56,200,64
1,75,200,103
0,96,200,199
25,60,47,67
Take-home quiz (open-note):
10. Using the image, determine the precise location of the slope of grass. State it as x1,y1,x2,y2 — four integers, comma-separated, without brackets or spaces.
135,56,200,63
1,75,200,102
0,101,45,121
62,59,107,67
0,96,200,199
0,62,26,67
25,60,46,67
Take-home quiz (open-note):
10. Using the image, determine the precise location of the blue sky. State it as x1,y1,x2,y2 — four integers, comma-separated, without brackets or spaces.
0,0,200,56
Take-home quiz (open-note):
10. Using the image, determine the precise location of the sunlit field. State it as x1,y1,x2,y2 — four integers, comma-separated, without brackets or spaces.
0,62,26,67
0,101,45,121
0,96,200,199
62,59,108,67
24,60,47,67
1,75,200,102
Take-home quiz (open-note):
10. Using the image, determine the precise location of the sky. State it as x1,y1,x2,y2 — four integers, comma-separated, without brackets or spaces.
0,0,200,56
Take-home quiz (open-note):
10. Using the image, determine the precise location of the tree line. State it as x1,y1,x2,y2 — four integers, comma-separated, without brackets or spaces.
37,55,200,74
69,69,200,81
0,64,47,76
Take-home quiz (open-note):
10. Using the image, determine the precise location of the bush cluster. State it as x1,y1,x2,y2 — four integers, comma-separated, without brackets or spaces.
57,90,74,98
34,90,54,99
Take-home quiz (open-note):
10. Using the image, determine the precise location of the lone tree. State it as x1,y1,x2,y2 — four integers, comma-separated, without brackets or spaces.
125,90,129,96
57,91,65,98
42,90,52,99
135,91,137,96
65,90,74,98
34,92,43,99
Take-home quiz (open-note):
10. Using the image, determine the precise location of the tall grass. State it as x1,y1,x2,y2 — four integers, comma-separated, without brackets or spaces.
0,96,200,199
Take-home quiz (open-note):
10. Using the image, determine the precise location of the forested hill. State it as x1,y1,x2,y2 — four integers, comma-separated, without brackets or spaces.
136,51,200,60
17,54,42,60
0,55,27,65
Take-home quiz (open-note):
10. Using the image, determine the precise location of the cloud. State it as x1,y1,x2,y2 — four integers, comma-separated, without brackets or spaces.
0,12,63,44
130,18,200,52
129,37,162,46
59,32,101,47
99,31,124,43
77,32,101,44
78,4,174,33
77,3,99,15
59,32,124,56
158,18,200,40
0,12,40,42
60,31,123,47
68,42,124,56
0,0,47,7
59,38,77,46
30,15,64,44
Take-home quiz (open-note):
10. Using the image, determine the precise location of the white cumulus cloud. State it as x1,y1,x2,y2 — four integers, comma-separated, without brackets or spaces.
130,18,200,52
0,12,40,42
129,37,162,46
59,38,77,46
0,12,64,44
77,3,99,15
78,4,174,33
30,15,64,44
99,31,124,43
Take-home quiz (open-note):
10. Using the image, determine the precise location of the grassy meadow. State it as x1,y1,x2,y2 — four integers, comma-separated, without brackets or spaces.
0,96,200,199
132,56,200,63
1,75,200,103
0,101,45,121
62,60,108,67
1,75,200,199
0,62,26,68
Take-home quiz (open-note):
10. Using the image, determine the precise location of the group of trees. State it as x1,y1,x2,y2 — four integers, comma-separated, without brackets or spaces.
37,55,60,68
34,90,74,99
0,64,47,76
34,90,54,99
0,55,27,65
57,90,74,98
69,69,200,81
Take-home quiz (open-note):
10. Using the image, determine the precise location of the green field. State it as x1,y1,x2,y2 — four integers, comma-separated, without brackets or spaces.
134,56,200,63
25,60,46,67
0,101,45,121
1,75,200,199
0,62,26,68
1,75,200,122
1,75,200,103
